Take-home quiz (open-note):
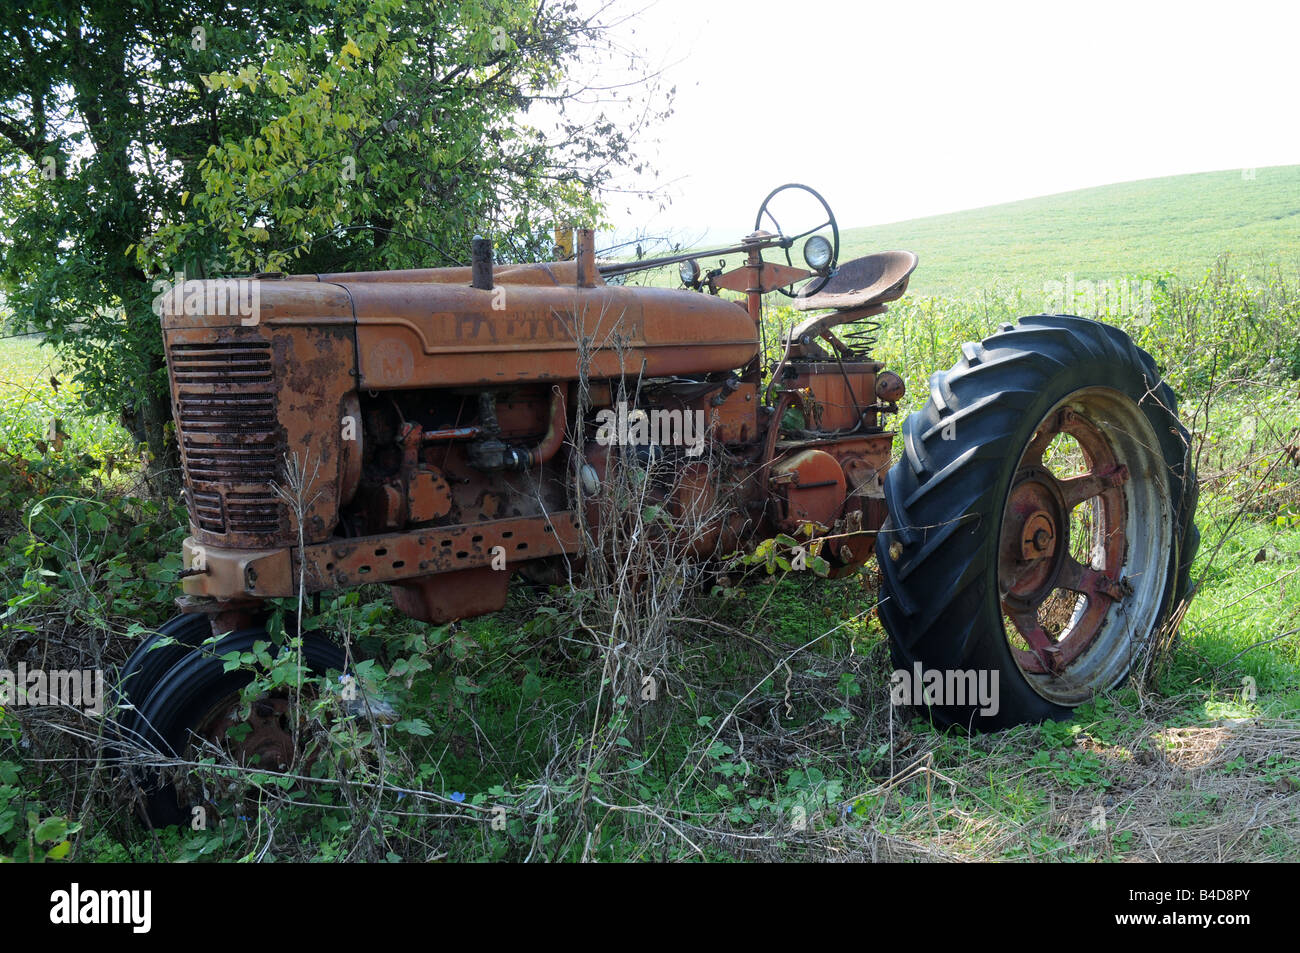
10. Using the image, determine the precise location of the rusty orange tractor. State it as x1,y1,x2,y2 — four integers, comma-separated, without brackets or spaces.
115,185,1199,825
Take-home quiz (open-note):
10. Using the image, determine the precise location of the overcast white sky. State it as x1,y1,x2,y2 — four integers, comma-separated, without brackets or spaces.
593,0,1300,241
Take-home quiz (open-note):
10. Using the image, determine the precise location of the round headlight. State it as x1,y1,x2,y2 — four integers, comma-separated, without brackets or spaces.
803,235,833,271
679,258,701,286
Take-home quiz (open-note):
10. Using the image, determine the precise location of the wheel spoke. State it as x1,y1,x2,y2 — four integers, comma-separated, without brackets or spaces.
1021,412,1065,466
1057,555,1125,602
1005,605,1062,674
1059,464,1128,510
787,219,833,242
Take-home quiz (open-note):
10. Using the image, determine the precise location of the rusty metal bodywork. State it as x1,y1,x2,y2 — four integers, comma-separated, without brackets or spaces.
161,229,907,627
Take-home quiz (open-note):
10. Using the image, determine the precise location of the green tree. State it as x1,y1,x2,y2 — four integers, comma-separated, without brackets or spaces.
0,0,670,494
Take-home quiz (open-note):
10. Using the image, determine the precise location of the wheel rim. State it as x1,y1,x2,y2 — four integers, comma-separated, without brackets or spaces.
174,686,324,810
997,387,1173,705
197,691,307,772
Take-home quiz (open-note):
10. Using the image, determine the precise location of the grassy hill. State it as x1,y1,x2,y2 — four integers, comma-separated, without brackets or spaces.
837,165,1300,296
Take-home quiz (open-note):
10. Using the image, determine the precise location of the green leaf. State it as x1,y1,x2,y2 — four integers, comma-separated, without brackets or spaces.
395,718,433,736
33,816,68,843
453,675,481,695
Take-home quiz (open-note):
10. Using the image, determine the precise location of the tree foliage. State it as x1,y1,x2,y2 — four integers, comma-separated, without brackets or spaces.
0,0,670,490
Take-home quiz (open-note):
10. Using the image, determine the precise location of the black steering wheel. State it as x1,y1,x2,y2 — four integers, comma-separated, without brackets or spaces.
754,183,840,298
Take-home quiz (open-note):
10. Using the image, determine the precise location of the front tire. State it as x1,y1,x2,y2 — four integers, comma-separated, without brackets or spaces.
111,613,214,752
132,629,347,828
875,315,1198,729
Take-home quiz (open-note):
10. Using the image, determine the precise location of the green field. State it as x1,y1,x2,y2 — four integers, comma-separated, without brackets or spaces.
837,165,1300,296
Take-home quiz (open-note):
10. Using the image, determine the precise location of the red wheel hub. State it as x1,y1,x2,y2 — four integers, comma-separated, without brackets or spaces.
206,696,298,771
193,689,323,777
998,407,1131,676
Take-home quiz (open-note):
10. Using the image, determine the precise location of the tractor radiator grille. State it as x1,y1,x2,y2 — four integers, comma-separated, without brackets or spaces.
170,342,273,385
170,338,285,540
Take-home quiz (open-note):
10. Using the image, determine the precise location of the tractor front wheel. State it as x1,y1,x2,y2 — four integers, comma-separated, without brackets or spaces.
875,315,1198,728
132,629,348,828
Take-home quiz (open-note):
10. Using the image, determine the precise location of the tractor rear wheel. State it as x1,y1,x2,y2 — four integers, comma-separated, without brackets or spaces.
875,315,1198,729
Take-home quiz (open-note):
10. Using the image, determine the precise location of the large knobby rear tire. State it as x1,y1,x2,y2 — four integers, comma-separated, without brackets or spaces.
875,315,1198,729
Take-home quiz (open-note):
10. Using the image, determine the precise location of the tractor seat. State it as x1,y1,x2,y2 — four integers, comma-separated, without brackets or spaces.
793,250,919,311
